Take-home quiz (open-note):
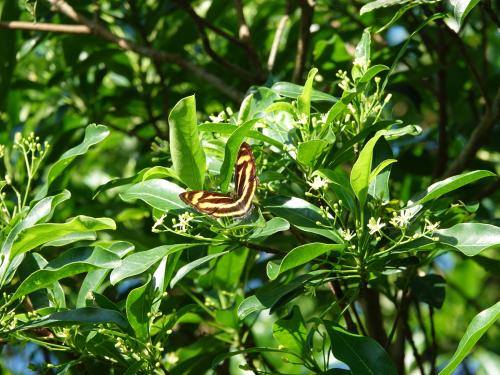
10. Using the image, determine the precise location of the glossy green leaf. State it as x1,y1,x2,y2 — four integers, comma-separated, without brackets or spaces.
238,93,253,123
325,323,397,375
168,95,206,190
237,272,325,319
273,305,308,355
218,119,259,192
271,81,337,103
76,242,134,308
352,29,371,80
360,0,412,15
447,0,481,32
11,247,121,301
41,232,97,248
318,168,356,212
410,274,446,308
350,130,387,207
249,217,290,242
10,216,116,259
439,301,500,375
297,139,329,168
198,123,283,149
358,64,389,83
37,124,110,199
297,68,318,122
110,243,202,285
265,196,342,243
436,223,500,256
409,170,496,206
267,243,343,280
120,179,186,211
94,166,177,198
170,251,228,288
11,308,129,331
126,278,152,341
212,347,302,369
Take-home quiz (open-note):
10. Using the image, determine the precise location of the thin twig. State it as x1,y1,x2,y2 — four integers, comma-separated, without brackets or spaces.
46,0,244,101
430,306,437,375
445,87,500,177
267,0,292,72
404,320,426,375
328,280,358,333
292,0,315,82
0,20,90,33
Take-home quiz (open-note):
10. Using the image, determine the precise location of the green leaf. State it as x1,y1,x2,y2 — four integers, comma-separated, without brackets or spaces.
352,29,371,80
439,301,500,375
168,95,206,190
265,196,342,243
110,243,202,285
212,347,302,369
11,307,129,331
41,232,97,248
94,166,177,198
410,274,446,308
36,124,110,199
436,223,500,256
369,159,397,182
11,246,121,301
10,216,116,259
350,130,387,207
358,64,389,83
325,323,397,375
297,139,329,168
237,272,325,319
126,279,152,341
219,119,259,192
271,81,337,103
409,170,495,206
198,123,283,150
360,0,413,15
297,68,318,122
267,243,343,280
238,93,253,123
249,217,290,242
317,169,356,212
273,305,308,355
447,0,481,32
120,179,186,211
170,251,228,288
76,242,134,308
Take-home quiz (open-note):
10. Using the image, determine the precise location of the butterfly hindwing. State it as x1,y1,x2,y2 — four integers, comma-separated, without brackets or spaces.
179,142,258,218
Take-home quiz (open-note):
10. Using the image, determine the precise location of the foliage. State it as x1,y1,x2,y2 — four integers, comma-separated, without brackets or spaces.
0,0,499,374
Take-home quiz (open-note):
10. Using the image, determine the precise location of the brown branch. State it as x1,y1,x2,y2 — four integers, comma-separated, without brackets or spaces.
444,87,500,177
46,0,244,101
429,306,437,375
233,0,264,79
404,320,426,375
174,0,259,82
0,20,90,33
328,280,358,333
362,286,388,345
292,0,315,82
267,0,292,72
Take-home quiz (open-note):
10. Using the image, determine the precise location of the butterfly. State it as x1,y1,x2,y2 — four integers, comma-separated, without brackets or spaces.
179,142,258,218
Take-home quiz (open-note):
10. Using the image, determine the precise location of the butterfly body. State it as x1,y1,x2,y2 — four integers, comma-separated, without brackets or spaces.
179,142,258,218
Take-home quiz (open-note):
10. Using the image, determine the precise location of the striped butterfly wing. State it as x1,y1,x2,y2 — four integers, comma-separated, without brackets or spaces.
179,142,258,218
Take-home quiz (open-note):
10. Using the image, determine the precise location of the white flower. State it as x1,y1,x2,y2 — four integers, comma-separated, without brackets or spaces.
307,175,328,190
339,228,356,241
152,213,167,232
172,212,194,233
389,209,413,229
209,111,225,123
424,218,440,233
367,217,386,235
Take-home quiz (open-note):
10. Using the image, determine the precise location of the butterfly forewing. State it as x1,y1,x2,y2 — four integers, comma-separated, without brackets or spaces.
179,142,258,218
